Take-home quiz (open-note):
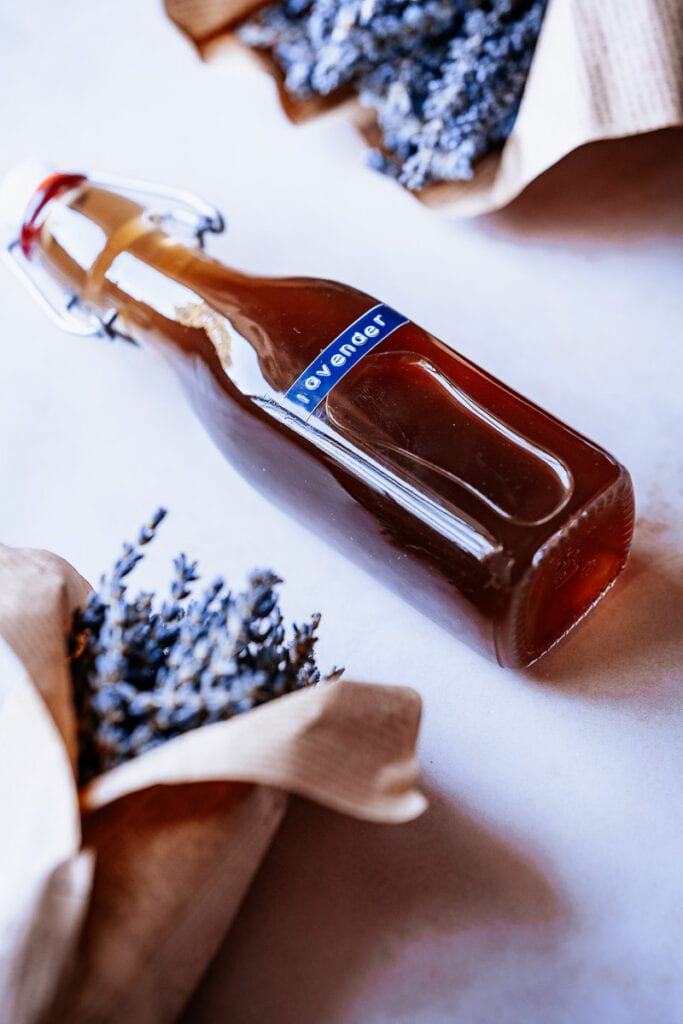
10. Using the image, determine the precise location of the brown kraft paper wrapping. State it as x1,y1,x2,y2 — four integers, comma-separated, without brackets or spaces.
165,0,683,215
0,544,426,1024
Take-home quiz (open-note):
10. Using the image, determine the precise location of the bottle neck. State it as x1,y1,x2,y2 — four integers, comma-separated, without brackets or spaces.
31,181,254,346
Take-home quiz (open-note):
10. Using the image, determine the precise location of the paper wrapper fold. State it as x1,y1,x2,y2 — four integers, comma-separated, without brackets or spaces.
165,0,683,215
0,544,426,1024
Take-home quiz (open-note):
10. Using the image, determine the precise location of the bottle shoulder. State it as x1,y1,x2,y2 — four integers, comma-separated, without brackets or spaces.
180,259,378,391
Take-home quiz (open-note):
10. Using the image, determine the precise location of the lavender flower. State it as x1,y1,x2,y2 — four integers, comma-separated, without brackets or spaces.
70,510,338,782
240,0,467,97
240,0,548,190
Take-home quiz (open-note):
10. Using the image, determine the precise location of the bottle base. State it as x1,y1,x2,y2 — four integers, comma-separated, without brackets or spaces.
497,469,635,669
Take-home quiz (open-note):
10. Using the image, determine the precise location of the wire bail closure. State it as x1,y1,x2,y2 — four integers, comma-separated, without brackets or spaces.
1,171,226,341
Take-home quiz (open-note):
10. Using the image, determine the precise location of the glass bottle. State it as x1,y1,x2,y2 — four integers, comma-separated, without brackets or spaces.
2,168,634,668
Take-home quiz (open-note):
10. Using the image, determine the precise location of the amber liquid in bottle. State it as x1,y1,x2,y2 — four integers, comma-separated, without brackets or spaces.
21,174,634,667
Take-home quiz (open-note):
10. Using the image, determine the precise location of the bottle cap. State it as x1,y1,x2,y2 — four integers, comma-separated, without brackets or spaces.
0,159,54,248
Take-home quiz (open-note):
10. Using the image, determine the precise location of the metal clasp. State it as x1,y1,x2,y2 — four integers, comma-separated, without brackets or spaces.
92,171,225,250
3,237,103,336
1,170,226,341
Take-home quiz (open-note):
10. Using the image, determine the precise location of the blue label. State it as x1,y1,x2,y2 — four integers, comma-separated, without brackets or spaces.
284,303,409,413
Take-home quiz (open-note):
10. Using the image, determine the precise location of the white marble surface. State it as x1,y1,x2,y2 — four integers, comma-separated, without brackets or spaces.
2,2,683,1021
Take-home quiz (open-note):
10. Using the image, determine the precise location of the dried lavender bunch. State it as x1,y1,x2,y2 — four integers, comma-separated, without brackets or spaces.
365,1,547,188
240,0,548,190
240,0,468,98
70,509,336,782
